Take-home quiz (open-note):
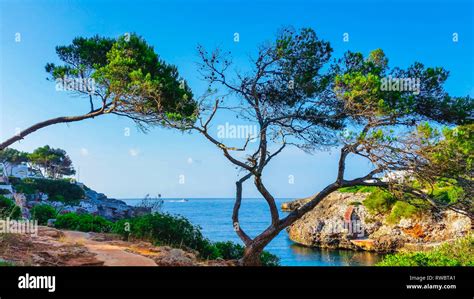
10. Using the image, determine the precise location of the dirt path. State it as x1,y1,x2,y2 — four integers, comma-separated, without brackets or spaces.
62,231,157,266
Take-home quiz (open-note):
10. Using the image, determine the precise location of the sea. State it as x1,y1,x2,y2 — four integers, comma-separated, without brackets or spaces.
122,198,383,266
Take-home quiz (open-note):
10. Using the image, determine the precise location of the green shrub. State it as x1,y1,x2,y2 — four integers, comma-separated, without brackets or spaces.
51,195,66,202
0,260,15,266
197,241,279,266
387,201,419,224
211,241,280,266
339,185,379,193
432,184,464,204
259,250,280,267
52,211,280,266
377,252,461,266
434,234,474,266
30,205,57,225
9,176,35,194
55,213,112,233
408,179,466,206
112,213,213,256
10,178,84,205
377,235,473,266
0,196,21,220
212,241,245,260
363,189,396,214
112,214,280,266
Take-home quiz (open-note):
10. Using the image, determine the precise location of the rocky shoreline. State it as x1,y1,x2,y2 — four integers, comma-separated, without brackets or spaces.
284,191,472,253
13,185,150,222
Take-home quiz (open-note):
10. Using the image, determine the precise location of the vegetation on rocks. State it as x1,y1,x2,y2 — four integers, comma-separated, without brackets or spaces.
363,189,397,215
9,177,84,205
377,234,474,266
286,190,471,253
112,213,210,254
112,214,279,265
55,213,113,233
338,182,464,225
30,204,58,225
0,196,21,220
387,201,420,224
338,186,379,194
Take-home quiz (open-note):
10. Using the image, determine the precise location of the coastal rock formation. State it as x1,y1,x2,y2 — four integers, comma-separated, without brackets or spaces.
23,187,150,221
281,197,312,212
82,189,151,221
284,191,471,252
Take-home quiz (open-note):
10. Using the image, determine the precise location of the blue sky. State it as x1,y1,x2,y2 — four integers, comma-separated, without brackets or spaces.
0,0,472,198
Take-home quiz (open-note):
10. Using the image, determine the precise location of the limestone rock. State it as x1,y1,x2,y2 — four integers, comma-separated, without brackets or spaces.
285,191,472,253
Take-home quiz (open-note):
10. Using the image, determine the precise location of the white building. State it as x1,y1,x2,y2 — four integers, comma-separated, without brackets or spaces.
382,170,412,184
0,162,43,179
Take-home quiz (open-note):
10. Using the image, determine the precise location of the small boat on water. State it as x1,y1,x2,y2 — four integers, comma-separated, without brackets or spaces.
166,199,188,203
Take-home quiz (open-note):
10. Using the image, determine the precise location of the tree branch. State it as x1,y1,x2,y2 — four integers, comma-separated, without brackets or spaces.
0,104,111,150
233,172,253,245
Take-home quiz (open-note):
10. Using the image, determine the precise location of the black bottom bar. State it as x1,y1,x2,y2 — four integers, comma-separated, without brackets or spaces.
0,266,471,298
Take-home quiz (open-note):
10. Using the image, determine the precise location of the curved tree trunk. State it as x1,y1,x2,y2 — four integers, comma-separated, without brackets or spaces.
0,109,106,150
238,183,343,266
240,243,265,266
239,226,281,266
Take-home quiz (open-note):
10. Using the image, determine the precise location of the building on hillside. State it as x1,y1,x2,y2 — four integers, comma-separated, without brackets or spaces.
0,165,14,199
0,162,43,179
381,170,412,183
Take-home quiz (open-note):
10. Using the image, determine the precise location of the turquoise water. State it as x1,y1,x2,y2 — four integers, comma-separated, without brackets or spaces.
123,198,383,266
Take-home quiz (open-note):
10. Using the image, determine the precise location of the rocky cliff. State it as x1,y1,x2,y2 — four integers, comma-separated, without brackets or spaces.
284,191,471,252
15,187,150,221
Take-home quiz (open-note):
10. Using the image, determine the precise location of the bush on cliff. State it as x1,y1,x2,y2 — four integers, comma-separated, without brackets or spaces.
9,178,84,205
338,185,379,194
30,204,58,225
112,213,216,257
0,196,21,220
55,213,113,233
363,189,396,214
387,201,420,224
377,251,461,266
341,182,454,220
431,180,465,204
377,234,474,266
